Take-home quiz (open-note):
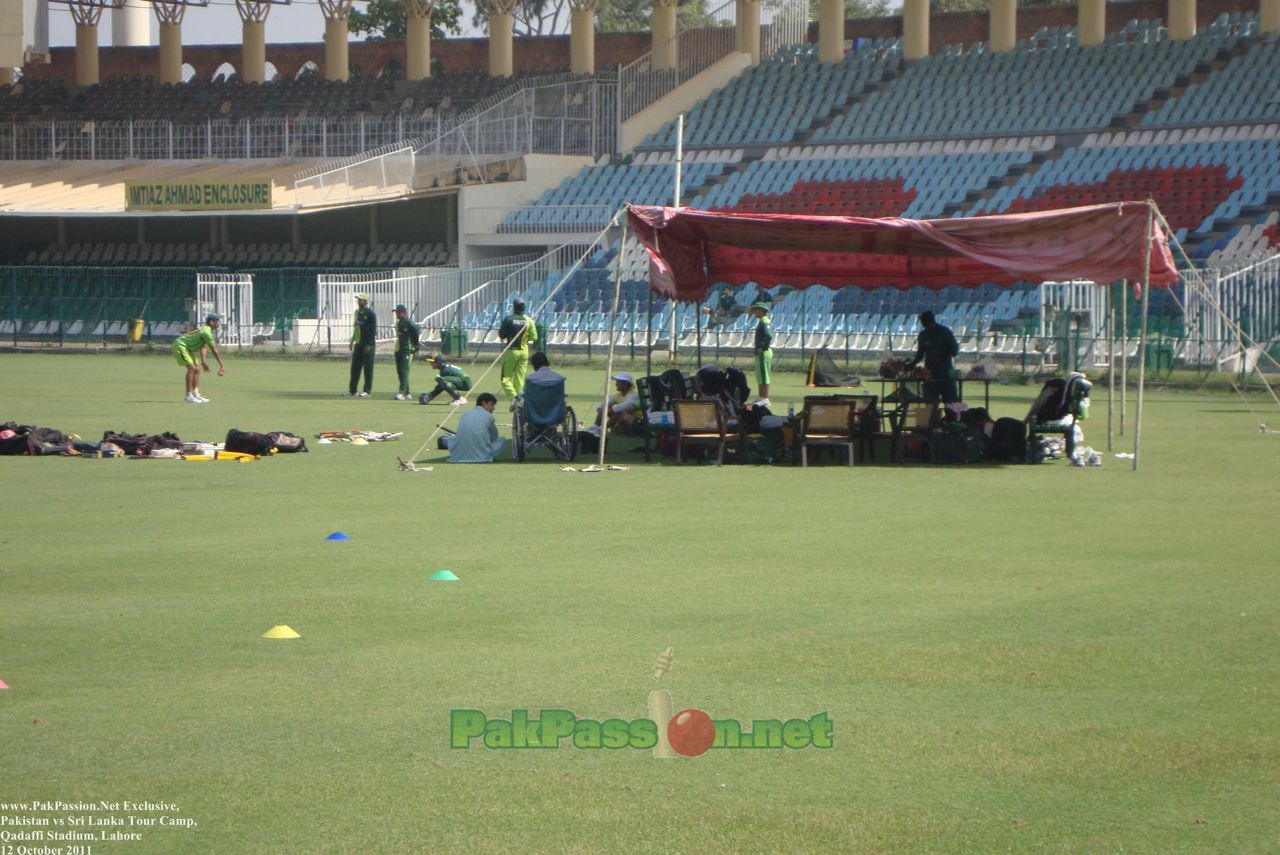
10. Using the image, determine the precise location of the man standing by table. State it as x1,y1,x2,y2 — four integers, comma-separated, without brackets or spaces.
393,304,421,400
498,299,538,401
346,292,377,398
906,310,960,404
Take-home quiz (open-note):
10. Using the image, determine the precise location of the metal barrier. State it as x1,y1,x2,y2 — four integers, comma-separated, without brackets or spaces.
195,272,255,347
618,0,808,121
0,116,446,162
466,204,616,235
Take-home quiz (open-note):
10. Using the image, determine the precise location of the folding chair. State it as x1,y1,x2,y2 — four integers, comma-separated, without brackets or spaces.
673,400,740,466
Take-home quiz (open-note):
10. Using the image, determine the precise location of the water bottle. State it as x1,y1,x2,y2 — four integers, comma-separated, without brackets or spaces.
787,402,795,419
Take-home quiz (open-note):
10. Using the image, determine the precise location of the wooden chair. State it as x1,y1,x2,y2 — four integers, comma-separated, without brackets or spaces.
798,400,855,467
804,394,878,461
673,399,740,466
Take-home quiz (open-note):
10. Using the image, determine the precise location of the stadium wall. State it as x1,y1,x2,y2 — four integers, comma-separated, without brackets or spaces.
20,0,1259,85
21,32,652,86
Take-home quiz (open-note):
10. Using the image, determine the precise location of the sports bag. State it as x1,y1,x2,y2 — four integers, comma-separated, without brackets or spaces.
225,429,275,455
990,417,1027,461
934,424,986,464
267,432,308,453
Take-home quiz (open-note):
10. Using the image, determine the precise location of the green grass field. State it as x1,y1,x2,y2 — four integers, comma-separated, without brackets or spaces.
1,351,1277,854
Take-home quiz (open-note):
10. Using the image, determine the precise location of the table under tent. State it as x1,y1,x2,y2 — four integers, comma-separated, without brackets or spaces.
584,201,1180,470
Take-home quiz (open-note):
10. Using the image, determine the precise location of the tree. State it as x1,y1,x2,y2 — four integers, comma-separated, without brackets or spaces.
596,0,713,34
349,0,465,41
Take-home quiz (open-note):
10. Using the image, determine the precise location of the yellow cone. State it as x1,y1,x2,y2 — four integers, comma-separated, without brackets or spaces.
261,624,301,639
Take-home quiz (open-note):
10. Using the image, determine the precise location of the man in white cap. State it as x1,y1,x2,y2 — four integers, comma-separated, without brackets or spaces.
345,292,376,397
594,371,641,436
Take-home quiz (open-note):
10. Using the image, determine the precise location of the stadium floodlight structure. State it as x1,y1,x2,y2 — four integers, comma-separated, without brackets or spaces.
139,0,210,85
0,0,50,82
47,0,123,86
236,0,289,85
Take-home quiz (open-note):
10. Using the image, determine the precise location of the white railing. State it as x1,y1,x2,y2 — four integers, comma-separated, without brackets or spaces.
195,272,254,347
466,204,616,235
1182,253,1280,367
290,76,617,207
618,0,808,121
294,145,417,207
0,116,446,161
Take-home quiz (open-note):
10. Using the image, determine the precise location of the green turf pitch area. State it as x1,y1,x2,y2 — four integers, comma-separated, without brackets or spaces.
1,352,1277,854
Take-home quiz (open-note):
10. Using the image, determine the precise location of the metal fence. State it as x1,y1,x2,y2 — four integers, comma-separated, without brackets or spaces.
466,204,616,235
0,116,449,162
293,77,617,207
1182,253,1280,369
618,0,809,121
195,272,255,346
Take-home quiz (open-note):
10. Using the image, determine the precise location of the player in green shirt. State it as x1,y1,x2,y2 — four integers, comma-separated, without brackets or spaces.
748,300,773,407
345,292,377,398
498,299,539,400
172,313,226,404
419,354,473,406
392,304,421,400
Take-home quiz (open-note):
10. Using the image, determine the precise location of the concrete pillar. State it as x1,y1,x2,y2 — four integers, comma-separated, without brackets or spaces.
489,10,514,77
1264,0,1280,33
903,0,930,60
242,21,266,83
159,22,183,84
818,0,843,63
1077,0,1106,47
406,10,432,80
990,0,1016,53
75,24,101,86
1169,0,1196,40
570,2,597,75
324,18,350,80
652,0,678,71
739,0,760,65
0,68,14,86
112,1,150,46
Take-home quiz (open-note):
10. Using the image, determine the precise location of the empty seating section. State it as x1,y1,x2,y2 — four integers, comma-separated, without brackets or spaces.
816,20,1247,143
973,137,1280,255
498,162,725,231
20,242,452,269
641,42,903,149
700,150,1033,218
1142,34,1280,127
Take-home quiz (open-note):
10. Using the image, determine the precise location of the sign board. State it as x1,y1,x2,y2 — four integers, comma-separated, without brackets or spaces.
125,180,274,211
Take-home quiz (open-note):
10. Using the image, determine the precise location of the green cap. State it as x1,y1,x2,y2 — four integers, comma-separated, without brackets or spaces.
749,301,771,312
206,313,224,322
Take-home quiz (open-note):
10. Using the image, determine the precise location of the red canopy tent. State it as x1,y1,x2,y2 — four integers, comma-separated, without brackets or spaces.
627,202,1177,300
619,201,1175,470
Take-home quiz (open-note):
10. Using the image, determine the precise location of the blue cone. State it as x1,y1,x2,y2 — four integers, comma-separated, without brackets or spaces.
326,532,351,541
429,569,460,581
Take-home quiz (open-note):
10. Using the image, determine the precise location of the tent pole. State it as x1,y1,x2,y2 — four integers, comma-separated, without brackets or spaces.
598,219,630,468
1107,280,1116,452
669,115,683,366
1133,204,1155,472
1120,278,1128,436
696,299,703,367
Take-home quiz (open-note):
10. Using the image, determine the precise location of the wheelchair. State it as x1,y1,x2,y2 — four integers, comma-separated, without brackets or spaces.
512,376,578,461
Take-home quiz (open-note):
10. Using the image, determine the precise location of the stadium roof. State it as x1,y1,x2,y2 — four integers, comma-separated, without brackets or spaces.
628,202,1179,300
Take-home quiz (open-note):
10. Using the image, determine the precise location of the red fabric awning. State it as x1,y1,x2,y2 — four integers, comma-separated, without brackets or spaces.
627,203,1179,302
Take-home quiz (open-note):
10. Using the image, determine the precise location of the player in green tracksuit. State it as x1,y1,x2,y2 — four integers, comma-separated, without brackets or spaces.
419,354,473,406
498,299,538,399
346,292,376,397
393,304,421,400
748,300,773,407
172,313,226,404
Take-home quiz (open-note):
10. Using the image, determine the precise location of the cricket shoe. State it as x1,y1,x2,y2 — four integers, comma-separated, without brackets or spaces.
449,397,467,407
394,393,407,400
357,392,371,398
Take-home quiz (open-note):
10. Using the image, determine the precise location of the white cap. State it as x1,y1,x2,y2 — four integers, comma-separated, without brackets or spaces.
612,371,634,383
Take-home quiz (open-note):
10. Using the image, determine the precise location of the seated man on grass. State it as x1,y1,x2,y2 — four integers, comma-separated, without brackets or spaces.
448,393,505,464
593,372,641,437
